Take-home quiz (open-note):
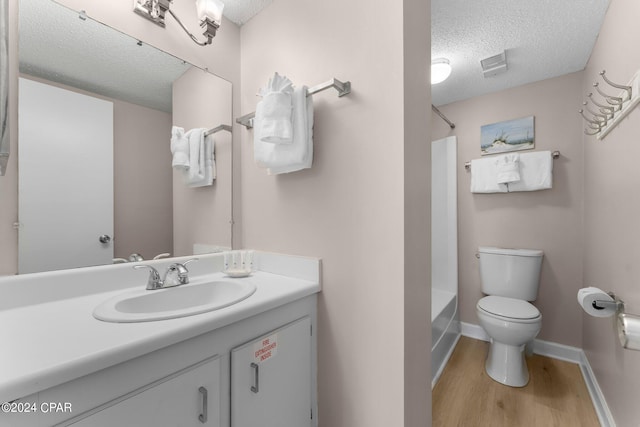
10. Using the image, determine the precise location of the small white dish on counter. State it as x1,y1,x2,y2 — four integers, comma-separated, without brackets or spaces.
223,268,252,278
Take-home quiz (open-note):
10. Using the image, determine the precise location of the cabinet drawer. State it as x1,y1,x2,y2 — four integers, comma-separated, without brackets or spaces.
57,355,221,427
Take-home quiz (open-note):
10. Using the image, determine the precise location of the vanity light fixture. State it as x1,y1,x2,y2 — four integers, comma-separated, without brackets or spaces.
133,0,224,46
431,58,452,85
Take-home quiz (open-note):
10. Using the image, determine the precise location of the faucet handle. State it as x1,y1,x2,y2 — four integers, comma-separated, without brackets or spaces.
133,265,163,290
182,258,199,268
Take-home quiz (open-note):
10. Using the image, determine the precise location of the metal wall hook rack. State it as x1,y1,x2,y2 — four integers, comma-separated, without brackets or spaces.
236,77,352,129
588,93,615,115
579,69,640,139
594,82,623,105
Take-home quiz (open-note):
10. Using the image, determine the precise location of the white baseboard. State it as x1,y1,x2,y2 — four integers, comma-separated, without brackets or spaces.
460,321,615,426
580,352,616,427
460,321,489,341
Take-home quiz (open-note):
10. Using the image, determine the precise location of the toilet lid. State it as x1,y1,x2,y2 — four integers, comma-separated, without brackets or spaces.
478,296,540,319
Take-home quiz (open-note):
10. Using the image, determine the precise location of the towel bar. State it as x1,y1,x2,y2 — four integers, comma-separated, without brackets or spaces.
235,77,352,129
204,124,232,137
464,150,560,171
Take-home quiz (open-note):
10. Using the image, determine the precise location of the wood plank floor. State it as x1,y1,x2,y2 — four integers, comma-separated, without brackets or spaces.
432,336,600,427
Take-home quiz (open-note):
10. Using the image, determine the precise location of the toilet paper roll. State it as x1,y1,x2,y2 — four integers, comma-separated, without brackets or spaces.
618,313,640,351
577,287,616,317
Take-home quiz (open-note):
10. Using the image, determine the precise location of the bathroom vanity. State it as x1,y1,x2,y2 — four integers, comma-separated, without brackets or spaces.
0,252,320,427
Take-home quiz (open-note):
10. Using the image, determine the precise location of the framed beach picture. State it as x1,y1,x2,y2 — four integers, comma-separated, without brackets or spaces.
480,116,535,155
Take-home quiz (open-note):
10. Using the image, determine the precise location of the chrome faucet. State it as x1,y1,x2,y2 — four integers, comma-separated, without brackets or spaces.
134,258,198,290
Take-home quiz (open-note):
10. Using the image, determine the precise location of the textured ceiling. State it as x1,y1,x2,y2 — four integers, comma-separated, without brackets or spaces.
20,0,609,111
223,0,273,26
20,0,192,112
18,0,271,112
432,0,610,106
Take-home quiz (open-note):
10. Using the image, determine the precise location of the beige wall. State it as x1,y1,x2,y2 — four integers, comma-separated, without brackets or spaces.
113,99,173,260
403,0,432,424
172,68,232,255
582,0,640,424
432,72,585,347
239,0,430,426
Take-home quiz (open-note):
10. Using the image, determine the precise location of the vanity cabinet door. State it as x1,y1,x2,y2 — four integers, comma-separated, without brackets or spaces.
231,317,312,427
61,356,221,427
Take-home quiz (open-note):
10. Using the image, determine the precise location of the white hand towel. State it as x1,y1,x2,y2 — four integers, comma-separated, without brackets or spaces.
268,87,314,175
253,87,313,174
170,126,189,169
259,73,294,144
260,92,293,143
507,151,553,192
187,128,206,183
496,153,521,184
470,157,508,193
188,135,215,188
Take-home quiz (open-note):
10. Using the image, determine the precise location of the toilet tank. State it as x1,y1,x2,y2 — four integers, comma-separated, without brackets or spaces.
478,247,544,301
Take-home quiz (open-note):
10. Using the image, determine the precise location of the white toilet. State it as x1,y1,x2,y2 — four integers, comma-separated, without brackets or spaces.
476,246,544,387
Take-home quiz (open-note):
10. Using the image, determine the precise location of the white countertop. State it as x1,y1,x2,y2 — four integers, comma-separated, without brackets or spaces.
0,253,320,403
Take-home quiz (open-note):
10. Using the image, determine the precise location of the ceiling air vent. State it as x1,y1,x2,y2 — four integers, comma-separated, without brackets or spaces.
481,51,507,78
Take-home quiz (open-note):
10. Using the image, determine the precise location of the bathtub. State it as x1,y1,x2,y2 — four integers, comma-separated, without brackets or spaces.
431,288,460,388
431,136,459,387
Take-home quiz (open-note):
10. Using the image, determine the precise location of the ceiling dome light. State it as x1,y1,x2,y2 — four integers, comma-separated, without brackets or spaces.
431,58,452,85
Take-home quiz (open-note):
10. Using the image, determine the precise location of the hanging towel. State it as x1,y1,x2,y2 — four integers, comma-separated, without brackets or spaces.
496,153,521,184
470,157,508,193
170,126,189,169
253,86,313,174
186,128,206,184
187,134,216,188
259,73,294,144
507,151,553,192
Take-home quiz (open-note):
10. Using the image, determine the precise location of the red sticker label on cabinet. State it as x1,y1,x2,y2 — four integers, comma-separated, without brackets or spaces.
253,334,278,363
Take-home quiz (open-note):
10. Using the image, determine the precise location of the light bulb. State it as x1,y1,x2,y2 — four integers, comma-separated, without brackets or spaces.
431,58,452,85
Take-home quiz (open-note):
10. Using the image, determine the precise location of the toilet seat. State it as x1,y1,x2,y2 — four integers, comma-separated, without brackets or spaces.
477,296,541,323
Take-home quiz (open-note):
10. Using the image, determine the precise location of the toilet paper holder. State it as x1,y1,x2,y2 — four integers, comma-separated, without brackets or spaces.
591,291,624,312
595,292,640,352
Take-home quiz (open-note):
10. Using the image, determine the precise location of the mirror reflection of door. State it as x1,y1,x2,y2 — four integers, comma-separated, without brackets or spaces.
18,77,114,273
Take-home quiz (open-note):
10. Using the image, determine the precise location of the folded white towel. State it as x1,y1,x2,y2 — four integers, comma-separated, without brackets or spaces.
496,153,521,184
260,92,293,143
188,135,215,188
170,126,189,169
470,157,508,193
268,87,314,175
259,73,294,144
253,87,313,174
186,128,206,184
507,151,553,192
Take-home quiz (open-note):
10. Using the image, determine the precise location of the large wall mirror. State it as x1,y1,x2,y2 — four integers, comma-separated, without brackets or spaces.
16,0,233,274
0,0,8,175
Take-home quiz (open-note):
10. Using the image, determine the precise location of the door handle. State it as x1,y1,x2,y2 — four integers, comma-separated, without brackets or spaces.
98,234,112,244
250,362,259,393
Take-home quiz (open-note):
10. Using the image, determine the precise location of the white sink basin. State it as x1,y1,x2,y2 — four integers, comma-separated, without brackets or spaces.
93,280,257,323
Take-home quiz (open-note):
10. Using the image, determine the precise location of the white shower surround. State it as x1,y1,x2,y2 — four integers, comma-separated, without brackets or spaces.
431,136,460,387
